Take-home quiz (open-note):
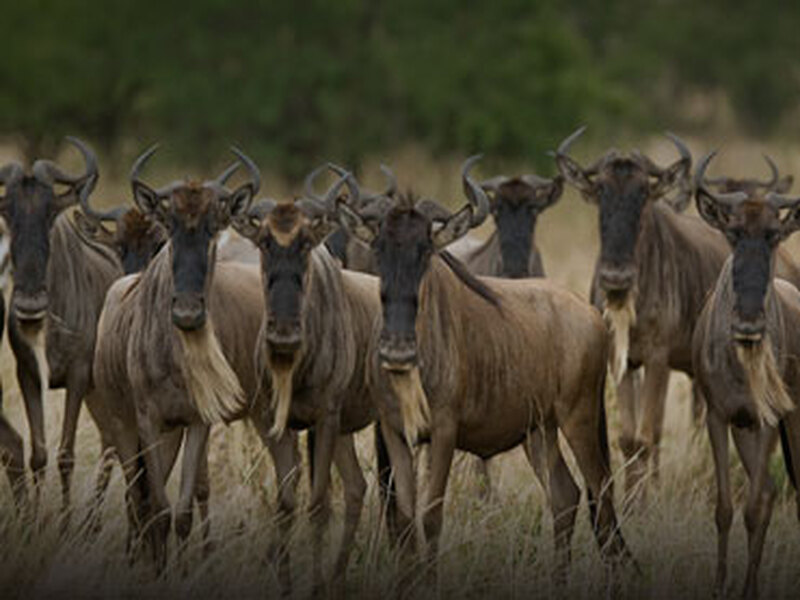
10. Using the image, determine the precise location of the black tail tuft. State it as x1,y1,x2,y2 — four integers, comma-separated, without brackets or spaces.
779,420,797,490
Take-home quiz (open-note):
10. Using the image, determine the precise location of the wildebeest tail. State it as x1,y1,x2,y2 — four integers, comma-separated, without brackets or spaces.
375,424,397,532
598,370,611,472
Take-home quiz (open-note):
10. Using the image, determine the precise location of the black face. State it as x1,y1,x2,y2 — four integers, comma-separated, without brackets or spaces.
725,204,783,341
372,208,433,369
166,196,220,331
492,194,538,278
259,230,311,356
1,176,71,321
595,160,650,297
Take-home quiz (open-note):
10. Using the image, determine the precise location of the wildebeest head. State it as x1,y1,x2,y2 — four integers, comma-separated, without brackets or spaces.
695,152,800,343
555,127,692,305
130,145,259,331
306,163,397,270
338,156,490,371
704,154,793,196
0,137,97,323
74,197,167,274
232,171,348,359
480,172,563,277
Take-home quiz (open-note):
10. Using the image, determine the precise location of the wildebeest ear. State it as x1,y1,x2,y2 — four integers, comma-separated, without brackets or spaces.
72,210,115,247
695,189,730,232
338,203,376,245
555,155,594,199
132,181,165,218
307,216,336,246
432,205,472,249
780,202,800,238
227,184,254,220
536,176,565,210
651,159,690,199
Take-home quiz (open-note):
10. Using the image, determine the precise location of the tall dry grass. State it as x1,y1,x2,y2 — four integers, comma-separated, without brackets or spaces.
1,137,800,598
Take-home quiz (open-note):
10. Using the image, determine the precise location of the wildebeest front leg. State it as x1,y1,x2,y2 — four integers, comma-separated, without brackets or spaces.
635,356,671,497
378,418,417,554
135,404,172,574
778,408,800,521
422,418,456,564
707,409,732,596
330,434,366,592
254,422,300,593
732,425,778,599
57,371,90,531
174,423,210,564
309,406,339,592
0,413,26,508
9,318,47,504
616,367,640,500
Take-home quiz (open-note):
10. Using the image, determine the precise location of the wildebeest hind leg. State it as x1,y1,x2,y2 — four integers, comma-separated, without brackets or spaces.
57,373,90,531
706,409,732,596
535,423,579,584
615,368,639,501
732,425,778,599
0,414,26,508
778,408,800,521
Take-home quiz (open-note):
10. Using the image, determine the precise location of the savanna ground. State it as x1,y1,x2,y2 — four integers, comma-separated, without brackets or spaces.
2,137,800,599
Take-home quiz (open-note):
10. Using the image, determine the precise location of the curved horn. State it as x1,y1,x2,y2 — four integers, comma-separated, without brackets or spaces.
557,125,587,159
33,137,98,186
761,154,779,189
479,175,511,192
462,155,490,227
694,151,748,206
665,132,692,165
304,163,329,203
215,161,240,186
130,143,160,190
79,173,126,222
230,146,261,195
378,164,397,198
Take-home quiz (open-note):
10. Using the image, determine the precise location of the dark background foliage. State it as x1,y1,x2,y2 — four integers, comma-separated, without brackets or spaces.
1,0,797,178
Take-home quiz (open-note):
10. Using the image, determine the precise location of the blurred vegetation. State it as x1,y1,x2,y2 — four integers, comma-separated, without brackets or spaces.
0,0,798,178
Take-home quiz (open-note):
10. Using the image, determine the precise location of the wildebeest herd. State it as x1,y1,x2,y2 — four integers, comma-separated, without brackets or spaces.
0,130,799,598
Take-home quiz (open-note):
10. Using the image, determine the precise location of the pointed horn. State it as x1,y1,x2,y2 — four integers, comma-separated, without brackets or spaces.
462,155,489,227
79,172,126,222
665,132,692,165
304,163,329,203
556,125,587,158
215,161,240,186
694,151,748,206
378,164,397,198
230,147,260,195
130,143,160,191
761,154,779,189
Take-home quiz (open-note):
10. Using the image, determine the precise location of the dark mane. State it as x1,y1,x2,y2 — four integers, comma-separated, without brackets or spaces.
439,249,502,309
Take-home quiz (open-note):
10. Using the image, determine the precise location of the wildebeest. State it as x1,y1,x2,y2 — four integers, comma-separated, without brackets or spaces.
92,146,302,575
231,173,383,592
450,171,564,278
305,163,397,273
337,156,631,579
692,152,800,598
554,127,800,497
0,138,129,517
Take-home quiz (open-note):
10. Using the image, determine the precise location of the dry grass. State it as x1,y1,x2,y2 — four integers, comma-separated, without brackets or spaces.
2,137,800,598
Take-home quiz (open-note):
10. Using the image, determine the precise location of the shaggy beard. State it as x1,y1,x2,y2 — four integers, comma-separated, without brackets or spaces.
386,366,431,446
265,352,298,440
18,320,49,407
603,293,637,384
735,340,794,427
178,322,246,424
